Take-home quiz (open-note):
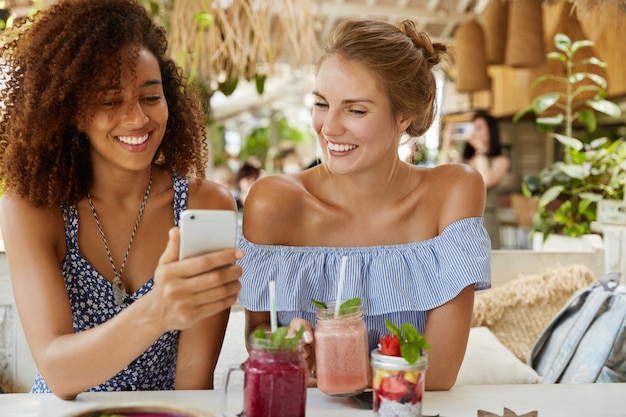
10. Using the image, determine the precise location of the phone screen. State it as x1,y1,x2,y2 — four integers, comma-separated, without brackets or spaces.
452,122,474,141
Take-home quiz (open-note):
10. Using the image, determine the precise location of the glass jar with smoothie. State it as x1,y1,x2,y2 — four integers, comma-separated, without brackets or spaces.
314,299,370,396
223,329,307,417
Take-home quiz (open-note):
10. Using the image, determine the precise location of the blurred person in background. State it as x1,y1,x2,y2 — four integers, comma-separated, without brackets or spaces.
439,112,510,249
235,162,261,210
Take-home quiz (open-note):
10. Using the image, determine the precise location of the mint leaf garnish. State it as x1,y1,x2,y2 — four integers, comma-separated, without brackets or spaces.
339,297,361,314
385,319,432,364
311,297,361,316
253,325,305,351
401,343,422,365
386,320,401,337
310,298,327,309
270,327,288,349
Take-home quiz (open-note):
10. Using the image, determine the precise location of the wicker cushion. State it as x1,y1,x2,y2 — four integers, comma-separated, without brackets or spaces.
472,264,596,361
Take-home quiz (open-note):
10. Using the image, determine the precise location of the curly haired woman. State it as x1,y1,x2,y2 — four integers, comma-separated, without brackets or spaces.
0,0,242,399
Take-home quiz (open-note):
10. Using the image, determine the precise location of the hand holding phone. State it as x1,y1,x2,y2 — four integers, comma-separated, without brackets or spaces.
179,209,237,260
452,122,474,141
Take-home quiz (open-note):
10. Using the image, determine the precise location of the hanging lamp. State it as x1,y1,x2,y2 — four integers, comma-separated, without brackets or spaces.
505,0,546,68
482,0,509,65
454,19,491,93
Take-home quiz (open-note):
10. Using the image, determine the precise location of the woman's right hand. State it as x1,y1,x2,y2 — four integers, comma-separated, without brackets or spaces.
442,122,455,145
152,227,243,331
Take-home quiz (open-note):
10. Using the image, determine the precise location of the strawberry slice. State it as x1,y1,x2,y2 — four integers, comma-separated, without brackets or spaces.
379,376,407,401
379,334,401,356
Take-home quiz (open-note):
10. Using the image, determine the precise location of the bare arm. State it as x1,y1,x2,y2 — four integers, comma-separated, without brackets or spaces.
438,123,461,164
175,179,243,390
423,285,475,390
175,308,231,390
245,310,272,340
469,154,510,189
424,164,486,390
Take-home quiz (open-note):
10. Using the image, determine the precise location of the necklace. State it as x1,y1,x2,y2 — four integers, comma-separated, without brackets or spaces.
87,168,152,306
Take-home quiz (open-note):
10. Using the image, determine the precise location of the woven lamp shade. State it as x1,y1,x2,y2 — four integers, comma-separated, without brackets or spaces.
482,0,509,65
505,0,546,68
531,3,607,117
454,19,491,93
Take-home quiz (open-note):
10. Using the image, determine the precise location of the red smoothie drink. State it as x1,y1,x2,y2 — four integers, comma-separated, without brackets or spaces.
242,347,307,417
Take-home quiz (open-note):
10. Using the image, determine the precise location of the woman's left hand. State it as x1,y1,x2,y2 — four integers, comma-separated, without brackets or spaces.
288,317,315,381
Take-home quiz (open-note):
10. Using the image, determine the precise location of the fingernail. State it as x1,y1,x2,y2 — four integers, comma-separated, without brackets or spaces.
303,330,313,343
235,249,245,259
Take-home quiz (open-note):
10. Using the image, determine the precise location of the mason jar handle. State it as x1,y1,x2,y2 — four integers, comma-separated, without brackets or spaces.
222,363,243,417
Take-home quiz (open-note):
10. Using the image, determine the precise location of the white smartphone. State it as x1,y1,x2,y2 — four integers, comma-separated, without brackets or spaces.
452,122,474,141
178,209,238,260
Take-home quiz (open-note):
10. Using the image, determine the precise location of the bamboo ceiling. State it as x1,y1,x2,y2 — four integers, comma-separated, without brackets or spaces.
167,0,319,89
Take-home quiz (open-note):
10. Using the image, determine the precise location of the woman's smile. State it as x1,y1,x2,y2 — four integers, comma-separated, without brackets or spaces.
116,132,149,145
326,140,358,153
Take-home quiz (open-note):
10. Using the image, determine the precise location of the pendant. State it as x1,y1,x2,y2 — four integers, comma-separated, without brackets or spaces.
112,274,127,306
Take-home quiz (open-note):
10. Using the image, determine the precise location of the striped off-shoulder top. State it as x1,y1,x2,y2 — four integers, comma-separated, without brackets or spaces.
237,216,492,352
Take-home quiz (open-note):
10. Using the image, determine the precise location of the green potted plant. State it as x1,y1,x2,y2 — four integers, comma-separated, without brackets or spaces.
513,33,623,239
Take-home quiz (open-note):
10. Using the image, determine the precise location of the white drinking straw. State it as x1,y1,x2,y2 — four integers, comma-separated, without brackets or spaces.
334,256,348,317
269,280,277,333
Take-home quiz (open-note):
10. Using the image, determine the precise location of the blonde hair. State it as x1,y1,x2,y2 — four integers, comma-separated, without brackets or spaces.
317,19,447,138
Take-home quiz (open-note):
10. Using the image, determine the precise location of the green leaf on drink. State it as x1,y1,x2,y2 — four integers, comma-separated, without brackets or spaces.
311,297,361,316
401,343,422,365
310,298,327,309
290,326,305,345
253,325,306,351
270,327,288,349
385,319,431,364
386,320,401,337
339,297,361,314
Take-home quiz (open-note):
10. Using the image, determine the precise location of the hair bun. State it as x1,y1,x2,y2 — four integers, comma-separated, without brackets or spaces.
398,20,446,68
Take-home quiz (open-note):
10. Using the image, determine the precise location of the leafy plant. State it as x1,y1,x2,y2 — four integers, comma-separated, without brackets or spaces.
240,115,313,170
513,33,623,238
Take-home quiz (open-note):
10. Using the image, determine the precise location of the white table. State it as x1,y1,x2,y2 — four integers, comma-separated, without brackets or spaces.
0,384,624,417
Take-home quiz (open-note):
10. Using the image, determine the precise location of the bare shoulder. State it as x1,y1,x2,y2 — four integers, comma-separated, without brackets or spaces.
0,194,64,254
245,173,306,214
187,177,237,211
0,194,61,232
424,164,486,228
429,163,484,188
492,154,511,169
242,173,308,244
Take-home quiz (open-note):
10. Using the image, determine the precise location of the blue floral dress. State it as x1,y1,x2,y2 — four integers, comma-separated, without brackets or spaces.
31,172,188,393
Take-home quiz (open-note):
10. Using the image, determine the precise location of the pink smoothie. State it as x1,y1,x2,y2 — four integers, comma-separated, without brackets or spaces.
315,313,369,396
